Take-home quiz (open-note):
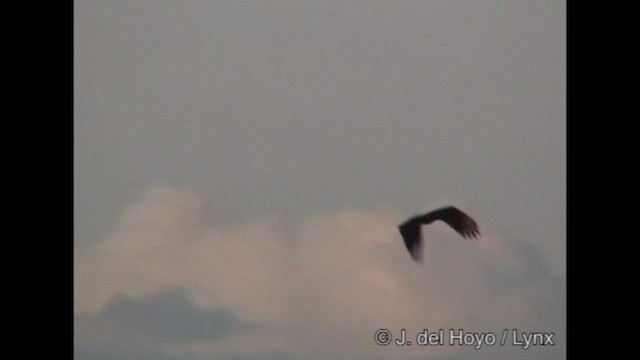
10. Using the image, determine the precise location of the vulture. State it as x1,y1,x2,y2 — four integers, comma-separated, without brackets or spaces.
398,206,480,262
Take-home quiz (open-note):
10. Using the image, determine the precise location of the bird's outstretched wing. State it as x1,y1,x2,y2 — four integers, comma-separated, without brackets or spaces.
399,221,423,262
418,206,480,240
398,206,480,262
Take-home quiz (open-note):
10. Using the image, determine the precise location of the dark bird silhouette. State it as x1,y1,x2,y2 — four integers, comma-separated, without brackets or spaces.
398,206,480,262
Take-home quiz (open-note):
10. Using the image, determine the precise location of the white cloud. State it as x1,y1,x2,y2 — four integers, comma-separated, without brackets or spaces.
75,186,565,360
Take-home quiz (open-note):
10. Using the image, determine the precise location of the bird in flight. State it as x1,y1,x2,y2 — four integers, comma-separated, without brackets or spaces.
398,206,480,262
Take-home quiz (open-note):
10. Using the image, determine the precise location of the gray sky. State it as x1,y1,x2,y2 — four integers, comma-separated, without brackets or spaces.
74,1,565,359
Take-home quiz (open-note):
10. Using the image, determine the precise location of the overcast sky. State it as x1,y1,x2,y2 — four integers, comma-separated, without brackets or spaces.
74,1,565,359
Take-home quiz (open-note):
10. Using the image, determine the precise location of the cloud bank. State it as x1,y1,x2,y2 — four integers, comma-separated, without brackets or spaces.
75,186,565,360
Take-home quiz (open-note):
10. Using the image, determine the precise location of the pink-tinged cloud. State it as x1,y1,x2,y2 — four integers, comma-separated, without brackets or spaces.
75,186,565,360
